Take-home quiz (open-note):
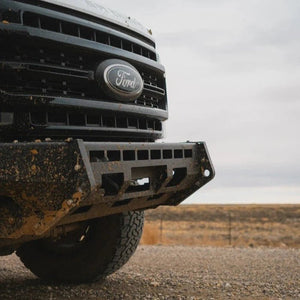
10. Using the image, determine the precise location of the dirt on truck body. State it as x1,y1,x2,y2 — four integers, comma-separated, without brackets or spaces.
0,0,214,283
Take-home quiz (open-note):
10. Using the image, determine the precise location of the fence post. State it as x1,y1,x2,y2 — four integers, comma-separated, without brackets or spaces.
228,212,232,246
160,214,163,243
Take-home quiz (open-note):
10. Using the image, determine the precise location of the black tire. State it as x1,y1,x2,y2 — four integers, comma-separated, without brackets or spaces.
16,211,144,283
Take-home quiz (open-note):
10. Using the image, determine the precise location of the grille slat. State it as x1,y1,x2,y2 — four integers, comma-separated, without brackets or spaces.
30,111,162,132
1,5,156,61
22,11,156,61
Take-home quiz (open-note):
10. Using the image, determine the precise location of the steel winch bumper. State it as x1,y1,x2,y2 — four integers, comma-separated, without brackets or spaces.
0,139,214,242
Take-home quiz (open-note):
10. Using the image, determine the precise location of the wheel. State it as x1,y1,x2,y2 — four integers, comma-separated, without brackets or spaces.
16,211,144,283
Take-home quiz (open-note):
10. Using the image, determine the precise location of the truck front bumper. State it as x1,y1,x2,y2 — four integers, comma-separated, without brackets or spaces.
0,139,214,242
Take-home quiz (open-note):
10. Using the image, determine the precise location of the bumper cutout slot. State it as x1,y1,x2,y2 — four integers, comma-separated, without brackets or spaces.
90,150,105,162
167,168,187,187
102,173,124,196
112,198,132,207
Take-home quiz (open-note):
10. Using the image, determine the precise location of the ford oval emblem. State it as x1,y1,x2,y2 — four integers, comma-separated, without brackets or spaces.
96,59,144,101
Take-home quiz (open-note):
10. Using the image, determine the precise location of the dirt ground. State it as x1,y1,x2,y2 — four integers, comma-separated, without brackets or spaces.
0,246,299,299
1,205,299,299
141,205,300,248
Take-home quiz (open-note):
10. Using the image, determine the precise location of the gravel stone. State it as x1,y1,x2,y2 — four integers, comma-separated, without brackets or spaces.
0,246,299,299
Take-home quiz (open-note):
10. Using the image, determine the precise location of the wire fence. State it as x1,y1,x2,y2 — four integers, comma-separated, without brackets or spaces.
141,207,300,248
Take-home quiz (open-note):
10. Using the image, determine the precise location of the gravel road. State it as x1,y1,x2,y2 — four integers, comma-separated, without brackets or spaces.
0,246,299,299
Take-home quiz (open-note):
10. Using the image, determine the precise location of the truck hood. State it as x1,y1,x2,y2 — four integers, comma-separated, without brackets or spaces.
41,0,153,40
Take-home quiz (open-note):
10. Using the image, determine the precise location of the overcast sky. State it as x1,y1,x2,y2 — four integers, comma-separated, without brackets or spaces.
99,0,300,204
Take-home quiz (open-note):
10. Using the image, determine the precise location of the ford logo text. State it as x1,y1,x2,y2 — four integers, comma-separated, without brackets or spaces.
96,59,143,102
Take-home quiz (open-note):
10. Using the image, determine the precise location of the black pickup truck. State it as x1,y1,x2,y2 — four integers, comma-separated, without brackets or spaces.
0,0,214,283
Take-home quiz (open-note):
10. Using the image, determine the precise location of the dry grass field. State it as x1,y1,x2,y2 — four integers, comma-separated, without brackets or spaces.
141,205,300,248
